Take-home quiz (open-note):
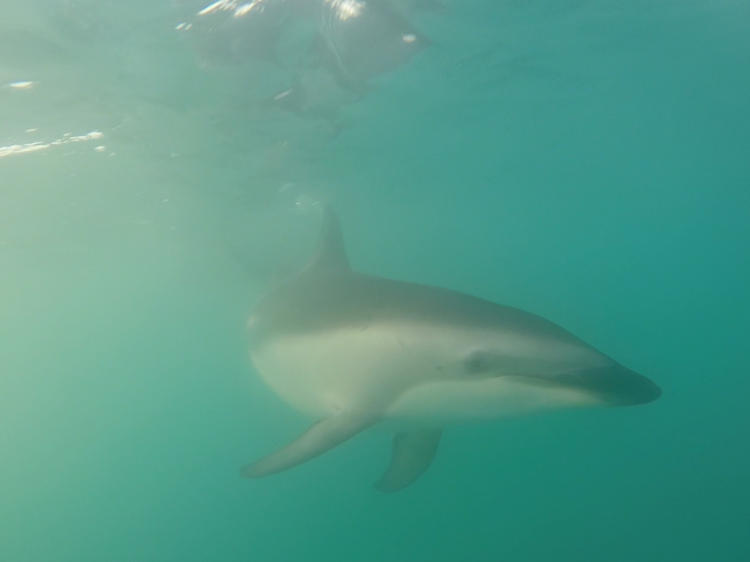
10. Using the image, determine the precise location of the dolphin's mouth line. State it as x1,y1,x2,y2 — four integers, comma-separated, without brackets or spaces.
499,371,662,406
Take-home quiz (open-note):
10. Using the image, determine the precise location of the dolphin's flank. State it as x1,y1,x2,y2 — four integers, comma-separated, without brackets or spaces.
241,208,661,492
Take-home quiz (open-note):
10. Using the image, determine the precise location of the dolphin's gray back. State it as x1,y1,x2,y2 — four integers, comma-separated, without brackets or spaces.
251,268,594,353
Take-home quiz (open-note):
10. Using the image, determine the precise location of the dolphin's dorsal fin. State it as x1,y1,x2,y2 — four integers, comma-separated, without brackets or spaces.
306,206,350,271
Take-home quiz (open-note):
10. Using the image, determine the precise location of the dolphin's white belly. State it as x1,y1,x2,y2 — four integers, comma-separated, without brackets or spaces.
251,324,448,417
250,322,605,426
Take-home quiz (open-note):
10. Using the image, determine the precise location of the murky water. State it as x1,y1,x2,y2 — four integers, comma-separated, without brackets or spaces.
1,1,749,561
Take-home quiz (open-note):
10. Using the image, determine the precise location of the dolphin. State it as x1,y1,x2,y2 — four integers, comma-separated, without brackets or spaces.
241,208,661,492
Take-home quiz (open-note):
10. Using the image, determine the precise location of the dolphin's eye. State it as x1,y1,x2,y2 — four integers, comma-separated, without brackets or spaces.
463,350,495,374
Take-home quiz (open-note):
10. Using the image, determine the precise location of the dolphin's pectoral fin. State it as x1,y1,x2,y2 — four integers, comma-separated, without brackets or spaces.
374,429,442,493
241,411,379,479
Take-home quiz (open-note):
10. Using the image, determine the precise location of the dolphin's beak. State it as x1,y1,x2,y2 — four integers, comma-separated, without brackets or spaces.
558,364,662,407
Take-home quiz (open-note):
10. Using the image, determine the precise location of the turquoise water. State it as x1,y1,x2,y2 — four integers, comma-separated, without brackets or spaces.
1,1,749,560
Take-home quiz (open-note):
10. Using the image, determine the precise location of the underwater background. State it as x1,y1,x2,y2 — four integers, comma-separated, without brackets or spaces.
1,1,749,561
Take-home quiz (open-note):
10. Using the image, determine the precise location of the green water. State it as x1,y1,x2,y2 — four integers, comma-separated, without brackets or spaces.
1,1,748,560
